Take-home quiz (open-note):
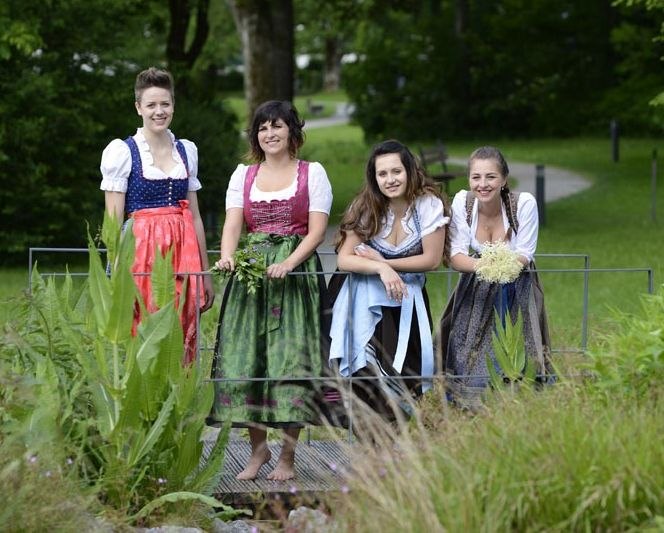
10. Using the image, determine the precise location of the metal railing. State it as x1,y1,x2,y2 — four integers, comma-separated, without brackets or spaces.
27,246,656,443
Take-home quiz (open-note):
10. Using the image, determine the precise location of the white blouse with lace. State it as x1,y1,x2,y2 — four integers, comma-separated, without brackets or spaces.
449,190,539,262
225,162,333,214
99,128,202,192
370,194,449,253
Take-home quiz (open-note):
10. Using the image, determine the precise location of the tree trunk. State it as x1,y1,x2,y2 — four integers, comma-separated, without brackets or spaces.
323,35,342,91
166,0,211,96
228,0,294,120
454,0,470,105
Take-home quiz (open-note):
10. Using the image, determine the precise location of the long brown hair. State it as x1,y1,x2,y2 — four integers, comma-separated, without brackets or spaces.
337,139,451,263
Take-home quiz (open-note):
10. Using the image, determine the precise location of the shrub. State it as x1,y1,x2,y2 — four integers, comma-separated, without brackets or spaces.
0,214,240,526
585,286,664,399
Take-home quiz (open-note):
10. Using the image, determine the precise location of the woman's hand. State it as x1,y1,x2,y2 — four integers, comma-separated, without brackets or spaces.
201,275,215,312
353,243,385,262
378,264,408,302
266,260,294,279
215,255,235,272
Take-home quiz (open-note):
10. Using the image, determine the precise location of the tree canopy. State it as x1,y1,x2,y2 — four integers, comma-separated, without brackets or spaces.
341,0,664,141
0,0,238,263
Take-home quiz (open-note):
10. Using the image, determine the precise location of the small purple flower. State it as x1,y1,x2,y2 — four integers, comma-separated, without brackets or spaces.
251,527,259,533
249,258,257,264
28,455,38,464
66,457,74,465
289,485,298,494
341,485,350,494
328,462,337,472
218,394,232,406
271,306,282,318
157,477,167,485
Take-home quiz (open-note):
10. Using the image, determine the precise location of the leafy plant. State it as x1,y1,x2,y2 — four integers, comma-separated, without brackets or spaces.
585,287,664,399
488,309,536,389
1,212,243,525
210,238,268,295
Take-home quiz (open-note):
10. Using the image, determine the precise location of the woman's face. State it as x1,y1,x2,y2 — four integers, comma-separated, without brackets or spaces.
375,153,408,201
257,118,290,157
135,87,173,134
468,158,507,204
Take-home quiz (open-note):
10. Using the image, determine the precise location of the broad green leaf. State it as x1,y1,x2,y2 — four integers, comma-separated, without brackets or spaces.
89,378,118,438
127,388,176,466
87,227,111,334
151,245,175,310
186,421,231,496
491,309,527,384
156,310,186,389
105,258,136,343
135,304,177,375
131,491,233,522
105,220,136,343
101,210,121,269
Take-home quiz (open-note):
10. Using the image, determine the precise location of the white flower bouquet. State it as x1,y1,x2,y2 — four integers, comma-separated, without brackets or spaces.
475,241,523,284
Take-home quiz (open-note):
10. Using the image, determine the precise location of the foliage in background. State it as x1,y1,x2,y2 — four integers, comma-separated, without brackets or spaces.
343,0,664,141
0,0,239,264
612,0,664,131
0,214,239,526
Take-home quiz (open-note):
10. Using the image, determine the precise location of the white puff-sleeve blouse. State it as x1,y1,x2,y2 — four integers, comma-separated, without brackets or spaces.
449,190,539,262
225,161,333,214
371,194,449,252
99,129,202,192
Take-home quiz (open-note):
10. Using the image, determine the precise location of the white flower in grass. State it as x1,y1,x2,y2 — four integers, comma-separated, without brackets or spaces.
475,241,523,284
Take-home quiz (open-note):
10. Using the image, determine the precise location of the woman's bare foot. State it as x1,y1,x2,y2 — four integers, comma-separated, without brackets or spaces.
236,447,271,480
266,453,296,481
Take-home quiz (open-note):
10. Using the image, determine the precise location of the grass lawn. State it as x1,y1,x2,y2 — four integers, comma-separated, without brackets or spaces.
2,105,661,355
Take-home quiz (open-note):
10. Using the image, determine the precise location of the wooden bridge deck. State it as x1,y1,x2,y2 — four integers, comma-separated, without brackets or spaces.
203,437,352,504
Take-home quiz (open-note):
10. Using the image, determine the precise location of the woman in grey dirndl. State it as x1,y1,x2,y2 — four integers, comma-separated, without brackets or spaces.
437,146,552,407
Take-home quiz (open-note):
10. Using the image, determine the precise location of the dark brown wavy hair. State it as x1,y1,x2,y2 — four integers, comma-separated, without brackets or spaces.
246,100,305,162
337,139,451,264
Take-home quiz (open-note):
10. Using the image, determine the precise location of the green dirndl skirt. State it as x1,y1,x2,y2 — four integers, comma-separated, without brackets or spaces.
209,232,330,426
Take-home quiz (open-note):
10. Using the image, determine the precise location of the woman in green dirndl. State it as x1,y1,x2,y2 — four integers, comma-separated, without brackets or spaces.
209,101,332,481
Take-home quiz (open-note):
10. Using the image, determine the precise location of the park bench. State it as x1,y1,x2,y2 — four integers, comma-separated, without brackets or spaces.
306,98,325,116
418,142,463,194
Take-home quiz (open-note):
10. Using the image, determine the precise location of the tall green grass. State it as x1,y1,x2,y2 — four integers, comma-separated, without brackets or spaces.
327,383,664,532
325,285,664,531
